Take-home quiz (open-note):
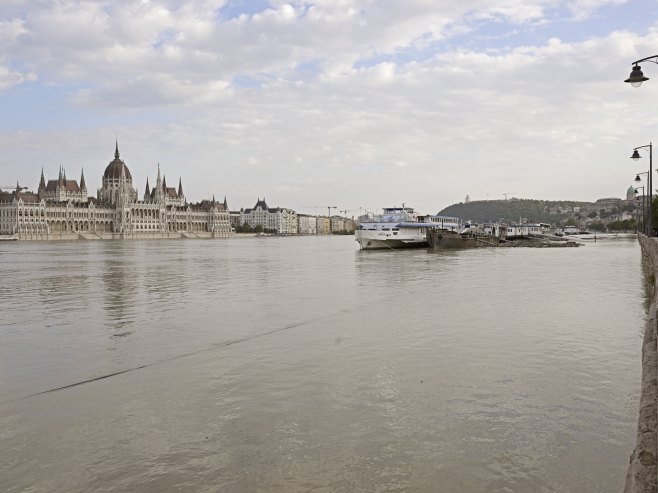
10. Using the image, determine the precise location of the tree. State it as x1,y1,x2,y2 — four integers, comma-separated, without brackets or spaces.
608,219,636,231
565,217,577,226
587,211,598,218
589,221,606,232
254,224,263,233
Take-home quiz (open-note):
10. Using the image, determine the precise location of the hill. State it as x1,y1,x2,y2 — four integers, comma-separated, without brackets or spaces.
438,199,592,224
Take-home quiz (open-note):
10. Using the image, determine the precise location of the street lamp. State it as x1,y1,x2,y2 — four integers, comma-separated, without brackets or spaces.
636,186,646,234
624,55,658,87
631,144,653,236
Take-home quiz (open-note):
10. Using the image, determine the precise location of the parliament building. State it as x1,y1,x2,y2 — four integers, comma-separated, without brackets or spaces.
0,143,232,240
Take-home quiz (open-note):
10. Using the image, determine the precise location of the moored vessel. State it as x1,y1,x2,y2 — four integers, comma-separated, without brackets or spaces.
356,208,461,250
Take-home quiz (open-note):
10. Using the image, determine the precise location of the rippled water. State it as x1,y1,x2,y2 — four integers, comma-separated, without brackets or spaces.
0,236,644,492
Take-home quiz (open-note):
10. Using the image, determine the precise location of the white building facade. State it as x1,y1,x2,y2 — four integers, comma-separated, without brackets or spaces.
0,143,232,239
297,214,318,235
240,198,298,234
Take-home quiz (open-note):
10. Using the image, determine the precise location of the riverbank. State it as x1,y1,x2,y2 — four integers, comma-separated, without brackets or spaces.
625,234,658,493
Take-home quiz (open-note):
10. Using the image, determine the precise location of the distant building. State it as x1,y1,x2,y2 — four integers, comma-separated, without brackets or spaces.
327,215,356,233
297,214,317,235
594,197,623,212
316,216,331,235
229,211,241,230
240,198,298,234
0,142,232,239
627,185,637,201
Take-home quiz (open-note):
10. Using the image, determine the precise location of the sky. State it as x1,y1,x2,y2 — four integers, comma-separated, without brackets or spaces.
2,0,658,215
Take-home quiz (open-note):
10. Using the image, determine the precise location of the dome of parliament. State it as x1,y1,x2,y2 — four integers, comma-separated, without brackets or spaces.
103,142,132,180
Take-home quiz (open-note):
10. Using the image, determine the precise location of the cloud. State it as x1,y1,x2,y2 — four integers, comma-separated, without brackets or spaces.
0,0,654,212
0,0,634,104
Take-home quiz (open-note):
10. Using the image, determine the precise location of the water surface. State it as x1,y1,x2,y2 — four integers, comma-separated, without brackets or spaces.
0,236,644,492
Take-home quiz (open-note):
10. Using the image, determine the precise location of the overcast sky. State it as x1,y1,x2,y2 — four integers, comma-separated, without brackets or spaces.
1,0,658,214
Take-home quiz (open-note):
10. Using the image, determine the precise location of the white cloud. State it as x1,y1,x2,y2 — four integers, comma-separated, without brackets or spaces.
0,0,654,212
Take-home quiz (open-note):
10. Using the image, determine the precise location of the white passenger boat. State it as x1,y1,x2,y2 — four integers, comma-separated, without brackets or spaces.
355,207,461,250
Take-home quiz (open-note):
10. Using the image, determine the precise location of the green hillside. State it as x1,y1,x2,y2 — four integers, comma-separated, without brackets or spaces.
438,199,591,224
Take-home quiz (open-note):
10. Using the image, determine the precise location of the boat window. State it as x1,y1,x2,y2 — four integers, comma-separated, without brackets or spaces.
392,228,399,231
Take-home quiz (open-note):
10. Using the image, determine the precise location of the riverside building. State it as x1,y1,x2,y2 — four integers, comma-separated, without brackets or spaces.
0,143,232,240
240,198,298,234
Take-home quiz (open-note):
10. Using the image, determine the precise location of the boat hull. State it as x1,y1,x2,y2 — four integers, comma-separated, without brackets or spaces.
355,230,428,250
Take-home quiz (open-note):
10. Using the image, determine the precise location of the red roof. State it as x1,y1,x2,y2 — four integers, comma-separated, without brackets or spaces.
44,180,80,192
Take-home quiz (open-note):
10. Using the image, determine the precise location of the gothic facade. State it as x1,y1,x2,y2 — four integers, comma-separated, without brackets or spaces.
0,143,232,239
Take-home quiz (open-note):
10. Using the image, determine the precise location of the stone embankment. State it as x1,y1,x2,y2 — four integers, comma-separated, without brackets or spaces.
4,231,234,241
625,235,658,493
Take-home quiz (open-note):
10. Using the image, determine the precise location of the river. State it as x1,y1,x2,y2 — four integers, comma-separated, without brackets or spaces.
0,236,644,492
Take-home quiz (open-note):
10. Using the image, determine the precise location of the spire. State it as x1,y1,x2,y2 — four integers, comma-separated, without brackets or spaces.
115,139,120,160
223,195,228,210
156,164,161,185
80,168,86,190
178,177,183,197
162,174,167,191
14,181,21,201
63,168,67,185
39,167,46,190
145,177,151,199
58,166,64,187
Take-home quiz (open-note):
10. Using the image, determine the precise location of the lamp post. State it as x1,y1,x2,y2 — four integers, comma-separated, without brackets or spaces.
635,172,648,233
632,145,653,236
635,186,645,234
624,56,658,235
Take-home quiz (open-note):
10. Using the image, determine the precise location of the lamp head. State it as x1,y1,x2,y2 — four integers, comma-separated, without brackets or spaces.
625,64,649,87
635,174,642,182
632,150,642,161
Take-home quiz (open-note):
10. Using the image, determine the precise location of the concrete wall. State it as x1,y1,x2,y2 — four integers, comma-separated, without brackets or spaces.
10,231,234,241
626,235,658,493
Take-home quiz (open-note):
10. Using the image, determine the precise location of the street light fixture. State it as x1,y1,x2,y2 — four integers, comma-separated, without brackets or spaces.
635,170,648,185
631,144,653,236
624,55,658,87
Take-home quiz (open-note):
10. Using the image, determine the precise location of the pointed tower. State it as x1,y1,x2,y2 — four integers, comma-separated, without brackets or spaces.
177,177,183,197
154,164,164,204
58,166,64,187
144,177,151,201
63,168,67,186
39,167,46,190
80,168,86,191
115,138,120,160
162,174,167,191
117,161,127,207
